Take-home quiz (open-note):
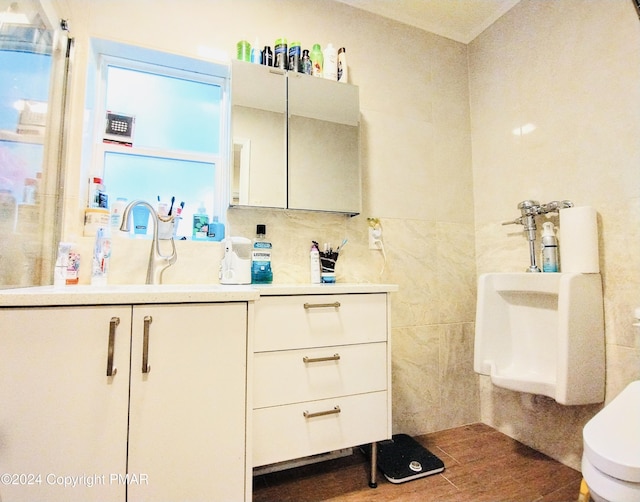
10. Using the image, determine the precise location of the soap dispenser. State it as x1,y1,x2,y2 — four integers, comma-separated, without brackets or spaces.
541,221,559,272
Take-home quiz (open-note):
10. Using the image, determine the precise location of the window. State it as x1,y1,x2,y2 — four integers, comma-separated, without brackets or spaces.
90,41,229,239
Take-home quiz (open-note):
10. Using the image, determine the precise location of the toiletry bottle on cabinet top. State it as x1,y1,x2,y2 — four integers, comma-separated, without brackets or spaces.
541,221,559,272
310,241,321,284
323,43,337,81
311,43,323,77
251,224,273,284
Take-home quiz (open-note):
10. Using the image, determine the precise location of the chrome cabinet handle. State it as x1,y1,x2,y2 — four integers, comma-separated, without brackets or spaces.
303,353,340,363
142,315,152,374
303,302,341,309
106,317,120,377
303,406,341,419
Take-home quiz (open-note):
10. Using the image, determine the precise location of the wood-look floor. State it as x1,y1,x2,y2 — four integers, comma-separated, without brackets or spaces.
253,423,583,502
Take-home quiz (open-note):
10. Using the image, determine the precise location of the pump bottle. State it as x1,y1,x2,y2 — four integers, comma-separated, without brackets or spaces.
541,221,559,272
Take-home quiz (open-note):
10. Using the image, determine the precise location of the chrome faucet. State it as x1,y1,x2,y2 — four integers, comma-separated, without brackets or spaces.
119,200,177,284
502,199,573,272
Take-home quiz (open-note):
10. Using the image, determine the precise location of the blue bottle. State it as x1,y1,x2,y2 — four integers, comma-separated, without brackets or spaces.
251,224,273,284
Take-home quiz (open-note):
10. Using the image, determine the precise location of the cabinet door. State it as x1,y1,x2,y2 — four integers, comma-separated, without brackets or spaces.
0,306,132,502
231,60,287,208
287,73,361,215
127,303,247,502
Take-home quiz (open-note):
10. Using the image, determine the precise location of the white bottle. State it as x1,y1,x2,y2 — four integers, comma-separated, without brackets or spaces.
310,241,321,284
323,43,337,81
337,47,348,83
541,221,559,272
91,226,112,286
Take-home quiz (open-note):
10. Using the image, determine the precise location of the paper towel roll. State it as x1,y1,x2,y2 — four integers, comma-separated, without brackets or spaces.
559,206,599,273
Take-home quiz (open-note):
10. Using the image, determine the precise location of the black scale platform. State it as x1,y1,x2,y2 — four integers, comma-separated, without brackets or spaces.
363,434,445,484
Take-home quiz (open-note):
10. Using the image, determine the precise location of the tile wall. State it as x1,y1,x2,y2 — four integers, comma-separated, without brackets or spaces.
469,0,640,469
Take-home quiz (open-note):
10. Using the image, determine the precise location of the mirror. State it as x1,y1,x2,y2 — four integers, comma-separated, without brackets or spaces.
230,60,361,215
287,72,360,214
231,61,286,208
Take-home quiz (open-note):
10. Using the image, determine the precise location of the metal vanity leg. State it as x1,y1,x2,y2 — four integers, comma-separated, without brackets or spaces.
369,441,378,488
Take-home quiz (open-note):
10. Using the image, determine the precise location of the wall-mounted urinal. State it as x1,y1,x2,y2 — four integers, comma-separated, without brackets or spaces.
474,272,604,405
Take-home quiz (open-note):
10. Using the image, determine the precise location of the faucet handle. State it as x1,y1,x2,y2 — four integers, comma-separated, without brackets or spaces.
502,217,524,226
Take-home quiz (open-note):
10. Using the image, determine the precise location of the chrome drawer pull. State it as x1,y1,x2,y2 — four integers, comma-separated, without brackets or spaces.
303,353,340,363
142,315,152,374
303,301,341,309
303,406,341,419
106,317,120,377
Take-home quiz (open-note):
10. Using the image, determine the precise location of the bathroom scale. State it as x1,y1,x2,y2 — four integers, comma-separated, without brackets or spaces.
363,434,445,484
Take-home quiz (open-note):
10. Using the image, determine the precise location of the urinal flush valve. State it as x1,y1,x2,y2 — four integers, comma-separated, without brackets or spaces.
502,199,573,273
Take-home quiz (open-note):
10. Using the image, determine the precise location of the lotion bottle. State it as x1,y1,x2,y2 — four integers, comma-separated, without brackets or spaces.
541,221,559,272
310,241,321,284
323,43,337,81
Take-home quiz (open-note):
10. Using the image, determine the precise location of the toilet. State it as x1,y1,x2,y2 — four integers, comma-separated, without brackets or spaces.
582,381,640,502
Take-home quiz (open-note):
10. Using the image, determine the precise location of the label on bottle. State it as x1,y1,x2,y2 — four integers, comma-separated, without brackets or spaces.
274,41,288,70
542,244,559,272
251,242,273,283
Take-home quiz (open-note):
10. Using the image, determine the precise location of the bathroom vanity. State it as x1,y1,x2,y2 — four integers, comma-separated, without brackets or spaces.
251,285,395,472
0,283,396,501
0,285,258,502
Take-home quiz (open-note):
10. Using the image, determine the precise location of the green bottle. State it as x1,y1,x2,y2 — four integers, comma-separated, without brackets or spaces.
310,43,323,77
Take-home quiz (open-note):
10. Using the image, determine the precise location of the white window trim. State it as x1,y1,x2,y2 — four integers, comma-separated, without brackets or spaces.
88,40,230,223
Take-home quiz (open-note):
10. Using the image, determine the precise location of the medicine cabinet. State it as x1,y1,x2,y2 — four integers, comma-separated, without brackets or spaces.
230,60,361,215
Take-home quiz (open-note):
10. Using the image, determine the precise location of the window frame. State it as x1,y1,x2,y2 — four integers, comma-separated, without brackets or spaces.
88,40,230,226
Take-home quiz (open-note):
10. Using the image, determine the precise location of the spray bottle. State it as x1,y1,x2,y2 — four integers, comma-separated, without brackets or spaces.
541,222,559,272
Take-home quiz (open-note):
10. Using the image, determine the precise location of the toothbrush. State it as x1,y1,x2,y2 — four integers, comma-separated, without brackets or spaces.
168,196,175,216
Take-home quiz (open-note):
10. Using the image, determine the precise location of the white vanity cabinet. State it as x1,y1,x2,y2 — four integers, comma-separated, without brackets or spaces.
251,292,392,469
0,299,250,502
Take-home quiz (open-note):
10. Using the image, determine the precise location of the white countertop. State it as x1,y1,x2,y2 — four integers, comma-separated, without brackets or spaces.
0,283,398,307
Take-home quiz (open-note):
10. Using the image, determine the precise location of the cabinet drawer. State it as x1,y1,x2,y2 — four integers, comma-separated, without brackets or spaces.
253,391,389,467
254,342,387,408
254,293,387,351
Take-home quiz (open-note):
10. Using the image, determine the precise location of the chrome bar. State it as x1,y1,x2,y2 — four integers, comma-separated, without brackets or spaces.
303,406,341,419
106,317,120,377
303,354,341,363
142,315,152,374
303,302,341,309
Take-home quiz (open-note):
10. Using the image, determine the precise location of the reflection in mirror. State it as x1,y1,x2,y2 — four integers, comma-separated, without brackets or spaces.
232,138,250,205
231,61,286,209
0,0,69,287
287,72,360,215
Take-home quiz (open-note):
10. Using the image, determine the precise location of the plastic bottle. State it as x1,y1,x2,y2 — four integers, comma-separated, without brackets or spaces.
237,40,251,62
192,202,209,240
310,43,323,77
310,241,321,284
274,38,288,70
288,41,301,72
251,38,262,64
110,197,127,229
91,226,112,286
54,241,72,286
89,177,106,208
207,216,226,242
337,47,348,83
251,224,273,284
323,43,337,81
541,221,559,272
301,49,312,75
262,46,273,66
